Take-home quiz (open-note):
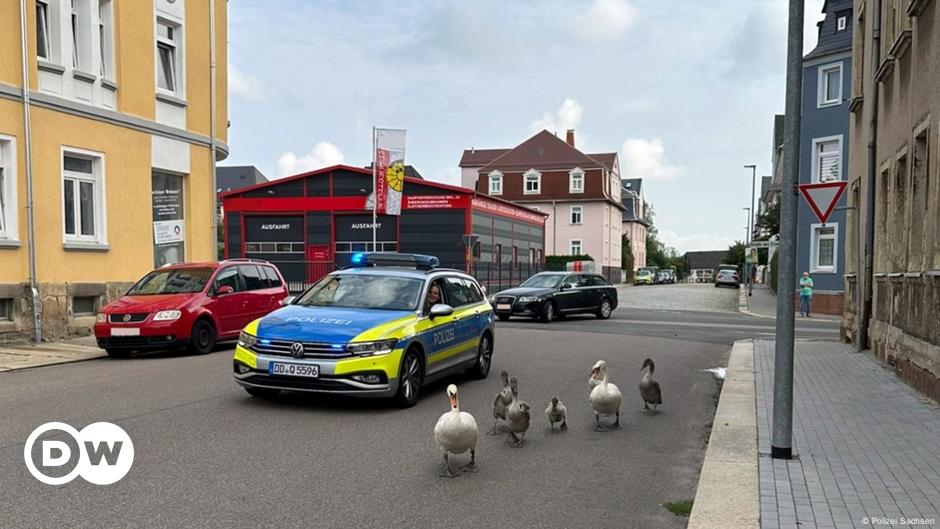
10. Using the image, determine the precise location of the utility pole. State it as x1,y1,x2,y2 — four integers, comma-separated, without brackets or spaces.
744,164,757,244
772,0,804,460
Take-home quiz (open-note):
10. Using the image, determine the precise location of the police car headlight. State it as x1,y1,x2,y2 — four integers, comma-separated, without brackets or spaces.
518,296,540,303
153,310,182,321
347,339,398,357
238,331,257,348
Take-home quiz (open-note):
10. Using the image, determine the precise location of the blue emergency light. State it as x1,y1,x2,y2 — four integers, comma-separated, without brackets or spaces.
348,252,440,270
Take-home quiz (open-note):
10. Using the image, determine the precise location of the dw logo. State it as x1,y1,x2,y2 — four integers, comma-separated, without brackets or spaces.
23,422,134,485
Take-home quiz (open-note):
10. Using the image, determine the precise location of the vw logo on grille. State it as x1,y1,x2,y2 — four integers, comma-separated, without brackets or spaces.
122,314,131,323
290,342,305,358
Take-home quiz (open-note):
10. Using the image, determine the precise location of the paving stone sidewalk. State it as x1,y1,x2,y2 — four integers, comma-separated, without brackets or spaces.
0,335,104,371
755,340,940,528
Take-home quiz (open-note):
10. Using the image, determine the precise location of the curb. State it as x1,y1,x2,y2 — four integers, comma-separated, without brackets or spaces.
687,340,759,529
738,286,775,320
0,343,107,372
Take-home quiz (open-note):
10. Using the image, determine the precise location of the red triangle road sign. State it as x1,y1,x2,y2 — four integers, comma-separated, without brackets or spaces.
798,181,848,224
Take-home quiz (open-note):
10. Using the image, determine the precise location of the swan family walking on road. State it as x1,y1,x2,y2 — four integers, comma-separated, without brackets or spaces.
434,358,664,477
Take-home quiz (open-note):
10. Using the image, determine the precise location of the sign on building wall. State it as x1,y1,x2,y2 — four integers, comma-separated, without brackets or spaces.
152,172,184,267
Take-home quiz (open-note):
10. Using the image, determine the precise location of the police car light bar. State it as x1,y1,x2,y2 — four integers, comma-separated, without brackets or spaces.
349,252,440,270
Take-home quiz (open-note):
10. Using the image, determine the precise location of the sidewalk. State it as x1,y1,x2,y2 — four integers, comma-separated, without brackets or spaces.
743,284,841,322
755,340,940,529
0,335,105,371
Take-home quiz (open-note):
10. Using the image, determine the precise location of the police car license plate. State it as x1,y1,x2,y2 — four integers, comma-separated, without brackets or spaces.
496,303,512,311
269,362,319,378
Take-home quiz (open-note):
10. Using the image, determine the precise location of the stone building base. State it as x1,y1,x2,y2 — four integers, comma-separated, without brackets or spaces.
793,290,844,315
0,281,135,344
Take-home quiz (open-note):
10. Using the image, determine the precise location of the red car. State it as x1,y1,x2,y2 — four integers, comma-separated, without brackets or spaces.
94,259,289,358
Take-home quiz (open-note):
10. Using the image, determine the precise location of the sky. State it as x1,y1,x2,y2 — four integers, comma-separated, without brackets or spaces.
224,0,826,254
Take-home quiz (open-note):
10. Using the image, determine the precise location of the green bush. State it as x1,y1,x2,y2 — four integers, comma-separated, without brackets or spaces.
769,251,779,295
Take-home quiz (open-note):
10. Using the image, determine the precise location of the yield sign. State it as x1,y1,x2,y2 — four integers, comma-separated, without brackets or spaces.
799,181,848,224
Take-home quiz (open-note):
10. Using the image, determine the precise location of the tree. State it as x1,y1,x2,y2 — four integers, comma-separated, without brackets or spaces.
724,241,746,268
755,199,779,240
622,234,635,282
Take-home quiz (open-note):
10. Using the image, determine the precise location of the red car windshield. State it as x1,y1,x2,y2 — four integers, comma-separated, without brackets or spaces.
127,268,214,295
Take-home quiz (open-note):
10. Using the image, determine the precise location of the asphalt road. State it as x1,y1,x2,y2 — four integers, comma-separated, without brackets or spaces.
0,285,839,529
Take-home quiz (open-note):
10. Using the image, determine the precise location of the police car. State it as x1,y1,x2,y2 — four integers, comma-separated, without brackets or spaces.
232,253,495,407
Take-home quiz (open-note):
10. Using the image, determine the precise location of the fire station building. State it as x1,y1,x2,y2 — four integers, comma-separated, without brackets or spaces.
220,165,547,289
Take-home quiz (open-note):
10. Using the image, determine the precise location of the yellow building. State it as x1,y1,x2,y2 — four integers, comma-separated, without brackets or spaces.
0,0,228,341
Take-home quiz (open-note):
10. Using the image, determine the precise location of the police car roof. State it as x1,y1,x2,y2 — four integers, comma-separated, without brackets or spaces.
333,267,472,279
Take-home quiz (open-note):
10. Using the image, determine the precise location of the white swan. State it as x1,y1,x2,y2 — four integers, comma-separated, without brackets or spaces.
488,371,513,435
589,360,622,431
433,384,479,478
545,396,567,431
504,377,531,447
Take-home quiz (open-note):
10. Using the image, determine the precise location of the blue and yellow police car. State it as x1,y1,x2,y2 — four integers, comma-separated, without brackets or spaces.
233,253,495,407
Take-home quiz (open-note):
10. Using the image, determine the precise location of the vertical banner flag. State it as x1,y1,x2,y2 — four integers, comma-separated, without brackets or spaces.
374,128,406,216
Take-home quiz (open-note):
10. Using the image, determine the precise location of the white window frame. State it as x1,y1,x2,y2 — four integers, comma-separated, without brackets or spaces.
61,147,107,246
570,205,583,225
818,63,843,107
488,170,503,195
0,136,19,241
837,16,847,31
569,167,584,193
812,135,843,182
810,222,838,273
570,239,582,255
155,17,184,98
523,169,541,195
36,0,51,60
97,0,113,79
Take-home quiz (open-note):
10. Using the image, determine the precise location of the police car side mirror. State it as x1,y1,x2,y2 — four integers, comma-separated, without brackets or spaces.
429,304,454,320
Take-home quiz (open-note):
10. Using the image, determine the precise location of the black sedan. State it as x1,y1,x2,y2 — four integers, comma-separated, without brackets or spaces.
491,272,618,323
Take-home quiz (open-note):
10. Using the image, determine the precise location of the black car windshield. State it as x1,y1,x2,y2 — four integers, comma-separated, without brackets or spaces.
127,268,214,295
520,274,564,289
295,274,423,310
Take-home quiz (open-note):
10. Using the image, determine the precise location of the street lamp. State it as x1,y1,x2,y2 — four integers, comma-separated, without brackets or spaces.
743,164,757,245
743,208,751,244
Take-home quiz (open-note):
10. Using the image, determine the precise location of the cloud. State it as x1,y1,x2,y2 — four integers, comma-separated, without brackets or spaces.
657,229,736,254
229,64,270,103
620,138,681,181
276,142,345,177
531,98,584,134
576,0,637,42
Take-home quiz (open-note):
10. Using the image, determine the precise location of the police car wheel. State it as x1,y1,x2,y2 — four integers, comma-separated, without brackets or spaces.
468,333,493,379
395,349,423,408
245,387,281,399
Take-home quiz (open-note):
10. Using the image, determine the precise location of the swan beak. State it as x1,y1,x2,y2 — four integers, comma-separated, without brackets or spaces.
449,395,458,408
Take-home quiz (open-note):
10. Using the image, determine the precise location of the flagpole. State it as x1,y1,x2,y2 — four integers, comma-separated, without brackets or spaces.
372,126,377,251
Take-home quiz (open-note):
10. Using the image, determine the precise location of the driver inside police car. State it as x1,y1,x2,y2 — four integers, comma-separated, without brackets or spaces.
423,282,442,314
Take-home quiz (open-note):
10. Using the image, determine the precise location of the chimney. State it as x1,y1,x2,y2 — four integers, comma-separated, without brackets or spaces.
566,129,575,148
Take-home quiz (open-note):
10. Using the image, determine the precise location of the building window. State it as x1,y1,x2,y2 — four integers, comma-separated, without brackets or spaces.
0,298,11,321
98,0,113,78
569,168,584,193
71,295,97,315
70,0,79,67
811,224,838,273
62,150,106,245
488,170,503,195
570,239,582,255
0,136,17,241
36,1,51,60
812,136,842,182
818,63,842,107
156,19,181,94
837,16,846,31
570,205,583,225
523,169,541,195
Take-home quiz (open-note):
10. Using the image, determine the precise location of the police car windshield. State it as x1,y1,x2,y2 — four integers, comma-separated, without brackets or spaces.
296,274,424,311
128,268,213,295
520,274,564,289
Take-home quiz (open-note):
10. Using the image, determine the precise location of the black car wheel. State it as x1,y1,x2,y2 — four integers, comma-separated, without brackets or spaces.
245,386,281,399
539,301,556,323
104,348,131,359
497,314,511,322
394,348,424,408
189,319,216,355
596,298,613,320
467,332,493,379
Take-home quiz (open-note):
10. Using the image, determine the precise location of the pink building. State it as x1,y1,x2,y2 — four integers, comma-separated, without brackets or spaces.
459,130,624,281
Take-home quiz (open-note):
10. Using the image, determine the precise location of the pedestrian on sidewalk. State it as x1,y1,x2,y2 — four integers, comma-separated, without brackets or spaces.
799,271,814,317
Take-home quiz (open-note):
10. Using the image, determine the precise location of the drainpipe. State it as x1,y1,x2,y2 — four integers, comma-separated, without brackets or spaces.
18,0,41,343
209,0,219,260
551,200,557,255
860,0,881,351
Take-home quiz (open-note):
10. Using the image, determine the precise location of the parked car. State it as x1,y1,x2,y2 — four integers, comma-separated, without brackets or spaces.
232,253,495,407
94,259,289,358
654,271,669,284
663,268,677,284
491,272,618,322
634,269,654,285
715,268,740,288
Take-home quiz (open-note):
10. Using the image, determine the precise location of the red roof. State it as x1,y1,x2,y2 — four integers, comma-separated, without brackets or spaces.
478,130,613,173
459,148,510,168
588,152,618,171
